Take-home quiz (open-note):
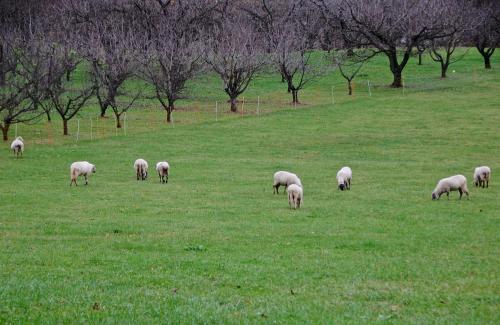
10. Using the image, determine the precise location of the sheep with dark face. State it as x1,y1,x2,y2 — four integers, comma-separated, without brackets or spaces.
134,159,148,180
10,137,24,157
336,167,352,191
70,161,96,186
273,171,302,194
432,175,469,200
473,166,491,188
287,184,303,209
156,161,170,183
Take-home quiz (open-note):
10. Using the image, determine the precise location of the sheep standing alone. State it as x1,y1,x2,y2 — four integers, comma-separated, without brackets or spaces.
432,175,469,200
287,184,303,209
336,166,352,191
70,161,96,186
473,166,491,188
156,161,170,183
134,159,148,180
10,136,24,157
273,171,302,194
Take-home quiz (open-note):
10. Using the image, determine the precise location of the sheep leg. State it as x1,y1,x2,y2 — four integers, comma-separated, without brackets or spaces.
458,188,463,199
446,191,450,200
84,175,88,185
273,185,278,194
288,193,292,209
297,197,301,209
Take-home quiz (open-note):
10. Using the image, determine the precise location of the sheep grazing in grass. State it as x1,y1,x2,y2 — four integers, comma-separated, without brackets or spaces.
70,161,96,186
156,161,170,183
336,166,352,191
273,171,302,194
473,166,491,188
10,136,24,157
134,159,148,180
432,175,469,200
287,184,303,209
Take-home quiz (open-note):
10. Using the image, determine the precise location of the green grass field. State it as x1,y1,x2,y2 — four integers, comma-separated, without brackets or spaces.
1,50,499,323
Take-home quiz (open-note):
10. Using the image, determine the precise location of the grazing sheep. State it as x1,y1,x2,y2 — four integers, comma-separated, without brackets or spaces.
287,184,303,209
336,166,352,191
70,161,96,186
10,136,24,157
473,166,491,188
156,161,170,183
273,171,302,194
134,159,148,180
432,175,469,200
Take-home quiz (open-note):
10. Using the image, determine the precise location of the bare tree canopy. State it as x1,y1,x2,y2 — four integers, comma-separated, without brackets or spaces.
135,0,215,122
205,8,266,113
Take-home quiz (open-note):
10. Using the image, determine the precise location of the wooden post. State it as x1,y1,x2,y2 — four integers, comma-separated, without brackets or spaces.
257,96,260,117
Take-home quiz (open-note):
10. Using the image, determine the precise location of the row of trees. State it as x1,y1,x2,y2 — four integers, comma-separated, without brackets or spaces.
1,0,499,140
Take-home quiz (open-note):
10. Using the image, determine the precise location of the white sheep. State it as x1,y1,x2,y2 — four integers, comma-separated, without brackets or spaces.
287,184,303,209
473,166,491,188
70,161,96,186
134,159,148,180
273,171,302,194
10,136,24,157
336,166,352,191
156,161,170,183
432,175,469,200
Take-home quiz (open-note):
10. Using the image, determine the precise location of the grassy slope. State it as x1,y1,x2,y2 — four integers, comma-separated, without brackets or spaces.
1,51,499,323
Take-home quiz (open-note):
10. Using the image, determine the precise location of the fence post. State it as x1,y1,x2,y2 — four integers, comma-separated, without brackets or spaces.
15,124,18,138
90,118,93,141
257,96,260,117
331,86,335,105
124,112,127,136
215,101,218,122
368,80,372,97
76,119,80,142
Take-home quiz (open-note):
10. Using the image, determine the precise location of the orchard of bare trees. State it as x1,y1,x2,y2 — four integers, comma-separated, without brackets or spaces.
1,0,499,140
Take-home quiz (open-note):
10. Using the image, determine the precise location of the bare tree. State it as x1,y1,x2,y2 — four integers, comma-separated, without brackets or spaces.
428,1,471,78
0,48,35,140
87,12,141,126
331,50,366,95
314,0,450,88
205,13,266,112
470,2,500,69
245,0,323,104
45,44,93,136
135,0,212,123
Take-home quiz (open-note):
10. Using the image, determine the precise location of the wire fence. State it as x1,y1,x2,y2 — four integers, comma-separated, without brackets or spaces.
6,65,498,148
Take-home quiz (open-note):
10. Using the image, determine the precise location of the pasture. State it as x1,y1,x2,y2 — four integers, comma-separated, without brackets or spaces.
1,51,499,323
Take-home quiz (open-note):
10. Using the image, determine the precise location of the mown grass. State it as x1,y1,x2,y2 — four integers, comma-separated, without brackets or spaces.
1,50,499,323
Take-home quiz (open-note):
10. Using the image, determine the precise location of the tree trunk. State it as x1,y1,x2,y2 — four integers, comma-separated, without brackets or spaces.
291,89,299,103
387,50,407,88
230,98,238,113
484,55,491,69
46,111,52,122
391,70,403,88
348,80,353,95
166,99,175,123
63,119,69,135
441,63,448,78
115,115,122,128
1,123,10,141
100,104,109,118
66,70,71,82
418,52,422,65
